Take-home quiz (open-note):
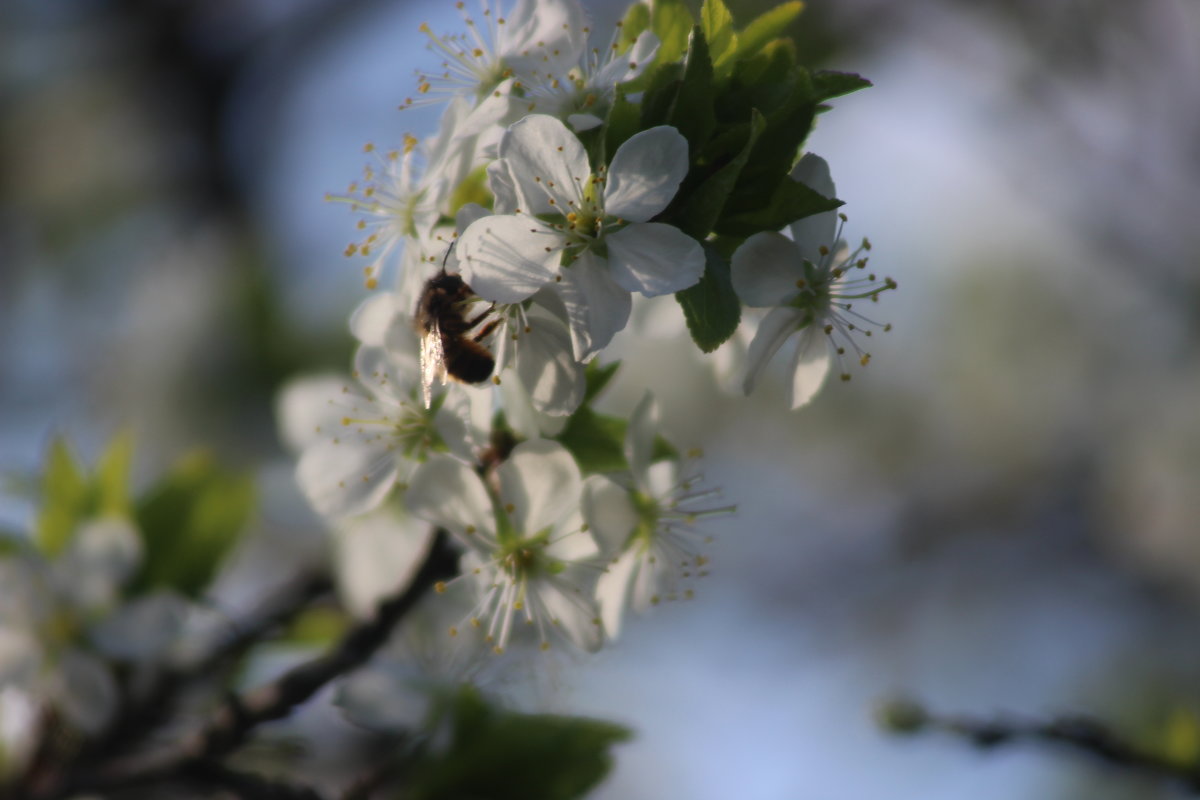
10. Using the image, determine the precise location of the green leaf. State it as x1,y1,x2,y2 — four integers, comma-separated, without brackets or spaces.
406,687,631,800
35,437,90,556
602,87,642,166
735,1,805,59
675,242,741,353
95,431,134,517
717,173,842,237
555,408,628,474
649,0,694,69
132,451,255,598
672,27,717,157
639,61,682,129
617,2,651,48
677,109,766,239
812,69,873,102
700,0,738,76
719,65,817,218
583,360,621,405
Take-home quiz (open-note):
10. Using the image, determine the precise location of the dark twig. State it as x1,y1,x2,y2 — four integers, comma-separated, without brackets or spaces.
33,531,457,800
878,699,1200,791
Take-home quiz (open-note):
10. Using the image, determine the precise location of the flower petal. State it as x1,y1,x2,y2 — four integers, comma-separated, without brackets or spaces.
55,649,117,733
606,223,704,296
89,591,188,662
334,506,435,619
624,392,658,489
498,440,582,536
275,374,357,453
458,214,562,303
787,325,832,410
498,115,588,216
553,250,632,359
349,291,404,347
513,310,585,415
296,436,400,519
742,306,800,395
731,232,805,307
405,454,496,546
787,153,838,261
537,578,602,652
595,547,639,639
581,475,637,556
603,126,689,222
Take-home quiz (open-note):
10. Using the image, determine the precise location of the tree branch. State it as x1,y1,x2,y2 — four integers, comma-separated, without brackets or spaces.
878,699,1200,791
34,531,458,800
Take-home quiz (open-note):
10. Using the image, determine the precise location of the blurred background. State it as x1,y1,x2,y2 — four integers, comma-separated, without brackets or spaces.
3,0,1200,797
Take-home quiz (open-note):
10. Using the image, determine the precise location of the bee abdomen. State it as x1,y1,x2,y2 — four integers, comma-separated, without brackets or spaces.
445,338,495,384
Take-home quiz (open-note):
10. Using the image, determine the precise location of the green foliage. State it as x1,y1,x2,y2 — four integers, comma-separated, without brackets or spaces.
35,434,133,556
557,406,630,474
597,0,869,353
618,2,651,49
734,1,805,60
675,243,741,352
649,0,694,71
813,70,873,103
131,451,254,598
404,686,631,800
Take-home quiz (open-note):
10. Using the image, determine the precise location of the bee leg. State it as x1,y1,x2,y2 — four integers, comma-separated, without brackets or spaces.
472,317,502,342
464,303,496,329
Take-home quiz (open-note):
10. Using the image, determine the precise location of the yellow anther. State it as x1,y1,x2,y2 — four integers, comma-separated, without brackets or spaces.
860,354,871,366
434,581,447,593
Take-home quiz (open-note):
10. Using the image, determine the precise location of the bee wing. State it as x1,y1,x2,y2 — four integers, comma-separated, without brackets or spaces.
419,320,447,409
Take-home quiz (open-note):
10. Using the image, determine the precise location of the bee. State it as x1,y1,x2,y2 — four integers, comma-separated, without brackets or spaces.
415,270,499,408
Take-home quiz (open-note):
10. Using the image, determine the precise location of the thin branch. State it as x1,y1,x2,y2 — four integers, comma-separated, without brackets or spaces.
878,699,1200,791
36,531,457,800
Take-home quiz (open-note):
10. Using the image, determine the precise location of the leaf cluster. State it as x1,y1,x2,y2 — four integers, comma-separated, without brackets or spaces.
603,0,871,352
32,434,253,600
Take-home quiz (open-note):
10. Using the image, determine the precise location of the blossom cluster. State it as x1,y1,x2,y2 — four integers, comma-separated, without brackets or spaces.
282,0,893,693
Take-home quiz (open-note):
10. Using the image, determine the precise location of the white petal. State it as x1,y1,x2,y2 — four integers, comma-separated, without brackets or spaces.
354,345,419,407
605,223,704,296
787,153,838,261
645,459,680,500
334,506,435,619
498,440,582,536
58,518,142,610
731,232,805,307
787,325,832,410
336,665,431,732
349,291,404,347
485,159,521,215
581,475,637,556
603,126,690,222
458,215,563,303
498,115,587,217
566,113,604,132
513,312,585,415
595,547,639,639
554,250,633,359
55,649,117,733
275,374,356,453
537,579,602,652
296,436,400,519
591,31,660,89
500,0,588,75
742,306,800,395
0,628,41,687
624,392,659,488
90,591,188,662
405,454,496,546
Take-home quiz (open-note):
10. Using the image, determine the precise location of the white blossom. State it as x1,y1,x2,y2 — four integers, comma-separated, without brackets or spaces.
458,114,704,359
587,394,732,639
406,441,603,653
731,153,895,409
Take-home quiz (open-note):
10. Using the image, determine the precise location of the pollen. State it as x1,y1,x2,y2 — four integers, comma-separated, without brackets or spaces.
434,581,447,593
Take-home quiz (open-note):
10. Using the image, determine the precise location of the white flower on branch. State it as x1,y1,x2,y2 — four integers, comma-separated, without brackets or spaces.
406,440,604,654
457,114,704,360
